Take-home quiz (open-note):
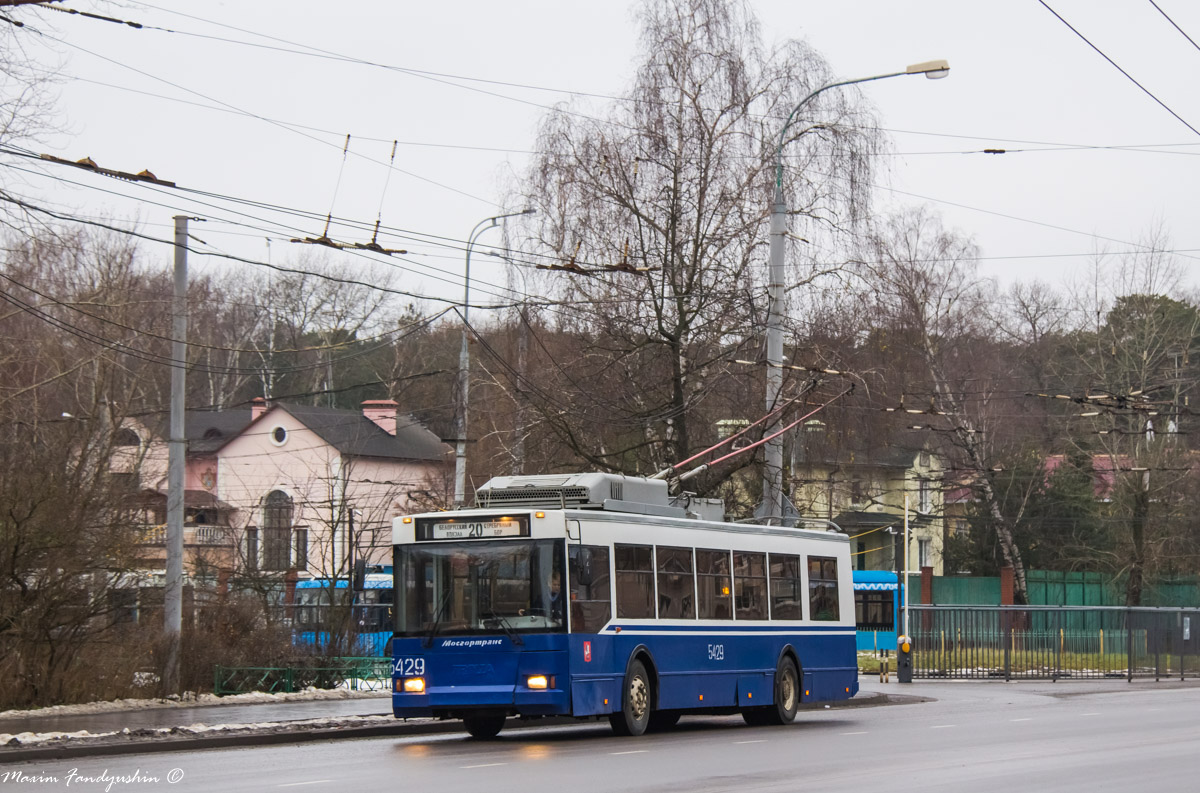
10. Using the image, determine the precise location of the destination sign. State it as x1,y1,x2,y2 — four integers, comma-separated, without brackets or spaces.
415,514,530,541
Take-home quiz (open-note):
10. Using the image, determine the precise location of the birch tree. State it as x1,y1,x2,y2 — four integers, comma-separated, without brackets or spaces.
860,207,1031,602
512,0,882,483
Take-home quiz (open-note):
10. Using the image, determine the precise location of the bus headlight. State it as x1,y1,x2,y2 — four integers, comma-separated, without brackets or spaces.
526,675,549,690
402,677,426,693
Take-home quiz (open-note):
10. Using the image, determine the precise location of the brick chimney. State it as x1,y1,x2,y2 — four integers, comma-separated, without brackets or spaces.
362,399,399,435
251,397,269,421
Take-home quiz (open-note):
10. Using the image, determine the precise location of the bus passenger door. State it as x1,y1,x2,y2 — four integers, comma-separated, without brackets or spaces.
567,543,617,716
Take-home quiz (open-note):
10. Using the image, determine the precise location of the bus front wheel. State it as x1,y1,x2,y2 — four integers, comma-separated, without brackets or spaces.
463,713,506,739
609,659,652,736
768,656,800,724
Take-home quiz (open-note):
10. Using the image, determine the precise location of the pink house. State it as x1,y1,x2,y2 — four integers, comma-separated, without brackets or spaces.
124,399,450,588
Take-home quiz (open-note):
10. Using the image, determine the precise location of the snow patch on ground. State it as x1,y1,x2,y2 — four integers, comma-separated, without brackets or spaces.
0,714,399,747
0,686,389,721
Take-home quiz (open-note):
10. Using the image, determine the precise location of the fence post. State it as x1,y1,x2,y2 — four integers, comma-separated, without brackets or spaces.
1004,613,1012,682
1155,611,1161,682
1127,608,1134,683
1053,609,1061,682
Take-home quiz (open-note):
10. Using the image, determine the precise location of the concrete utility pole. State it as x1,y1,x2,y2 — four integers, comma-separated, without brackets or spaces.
760,60,948,524
453,209,535,508
164,215,191,693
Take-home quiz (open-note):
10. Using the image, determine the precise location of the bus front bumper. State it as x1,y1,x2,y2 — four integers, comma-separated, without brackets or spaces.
392,682,570,718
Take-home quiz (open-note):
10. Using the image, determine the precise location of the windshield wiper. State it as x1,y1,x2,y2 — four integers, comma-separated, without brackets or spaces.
484,608,524,646
422,596,451,648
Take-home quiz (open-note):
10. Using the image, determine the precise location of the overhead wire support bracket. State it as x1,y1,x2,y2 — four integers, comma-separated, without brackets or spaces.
536,239,654,277
288,234,408,256
38,153,175,186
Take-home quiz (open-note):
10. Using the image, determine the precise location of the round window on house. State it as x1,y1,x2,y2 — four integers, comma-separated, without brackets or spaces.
270,426,288,446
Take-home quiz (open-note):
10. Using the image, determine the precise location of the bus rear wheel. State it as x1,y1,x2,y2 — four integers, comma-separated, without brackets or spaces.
463,713,507,739
609,659,651,736
741,656,800,726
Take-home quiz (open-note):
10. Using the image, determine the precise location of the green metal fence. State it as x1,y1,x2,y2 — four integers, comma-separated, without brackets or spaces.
910,605,1200,680
214,657,393,696
915,570,1200,608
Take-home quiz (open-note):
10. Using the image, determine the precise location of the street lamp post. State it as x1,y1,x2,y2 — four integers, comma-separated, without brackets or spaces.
760,60,948,525
454,209,536,508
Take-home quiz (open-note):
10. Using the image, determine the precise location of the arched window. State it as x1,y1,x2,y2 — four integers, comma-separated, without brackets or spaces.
114,428,141,447
262,490,294,571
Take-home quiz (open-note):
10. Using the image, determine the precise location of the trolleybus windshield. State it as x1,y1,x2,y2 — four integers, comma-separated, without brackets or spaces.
396,539,565,637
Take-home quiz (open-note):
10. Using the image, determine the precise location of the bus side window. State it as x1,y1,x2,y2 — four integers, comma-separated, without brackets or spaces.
696,549,732,620
856,590,893,630
808,556,840,621
615,544,655,619
656,546,695,620
769,553,803,620
569,545,611,633
733,551,767,620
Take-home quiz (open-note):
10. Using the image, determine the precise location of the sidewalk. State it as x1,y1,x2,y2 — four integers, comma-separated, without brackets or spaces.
0,691,391,737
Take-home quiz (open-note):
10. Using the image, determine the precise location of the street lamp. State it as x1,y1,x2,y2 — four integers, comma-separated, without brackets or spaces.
454,208,537,507
760,60,948,526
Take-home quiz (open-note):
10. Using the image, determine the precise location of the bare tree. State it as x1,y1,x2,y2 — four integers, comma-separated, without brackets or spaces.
248,252,398,404
510,0,883,486
859,207,1031,601
1058,235,1200,604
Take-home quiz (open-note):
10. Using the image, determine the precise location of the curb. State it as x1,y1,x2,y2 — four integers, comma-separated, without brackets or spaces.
0,692,911,763
0,716,575,763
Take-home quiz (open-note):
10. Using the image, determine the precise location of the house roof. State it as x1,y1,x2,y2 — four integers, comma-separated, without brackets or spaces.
175,403,450,462
186,410,254,453
254,403,449,462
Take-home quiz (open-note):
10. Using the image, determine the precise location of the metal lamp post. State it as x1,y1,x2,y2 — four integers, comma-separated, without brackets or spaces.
760,60,949,525
454,209,536,508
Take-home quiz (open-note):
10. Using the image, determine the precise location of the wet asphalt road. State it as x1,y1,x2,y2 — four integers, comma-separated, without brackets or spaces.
4,679,1199,792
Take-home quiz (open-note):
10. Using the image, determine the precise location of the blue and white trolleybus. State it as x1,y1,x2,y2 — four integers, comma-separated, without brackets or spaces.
391,473,858,738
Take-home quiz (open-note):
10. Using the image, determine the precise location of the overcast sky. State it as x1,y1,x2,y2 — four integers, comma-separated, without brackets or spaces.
9,0,1200,313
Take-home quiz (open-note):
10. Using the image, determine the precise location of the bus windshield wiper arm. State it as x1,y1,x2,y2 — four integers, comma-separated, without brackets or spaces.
485,608,524,646
423,596,450,648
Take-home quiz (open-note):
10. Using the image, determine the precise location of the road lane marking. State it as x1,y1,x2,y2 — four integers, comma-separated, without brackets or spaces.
461,763,508,769
1081,712,1101,716
610,750,649,755
279,783,332,788
841,731,869,735
1010,718,1032,722
930,725,956,729
735,740,767,744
